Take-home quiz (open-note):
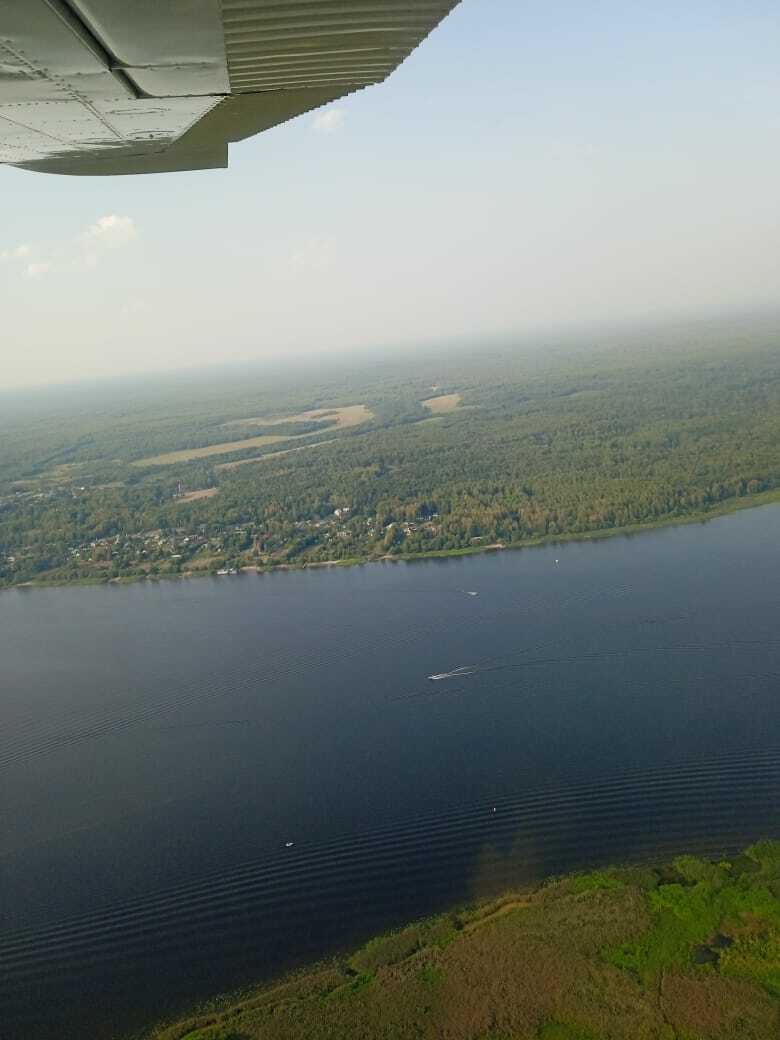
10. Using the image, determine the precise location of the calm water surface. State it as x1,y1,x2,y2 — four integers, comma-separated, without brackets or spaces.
2,505,779,1038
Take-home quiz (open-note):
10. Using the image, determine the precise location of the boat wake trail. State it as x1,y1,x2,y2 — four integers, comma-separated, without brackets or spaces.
427,666,477,681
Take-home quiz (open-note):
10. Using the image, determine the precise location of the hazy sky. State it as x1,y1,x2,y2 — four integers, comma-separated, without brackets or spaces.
2,1,779,388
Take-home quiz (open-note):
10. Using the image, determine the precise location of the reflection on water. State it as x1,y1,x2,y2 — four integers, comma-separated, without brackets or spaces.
1,504,779,1039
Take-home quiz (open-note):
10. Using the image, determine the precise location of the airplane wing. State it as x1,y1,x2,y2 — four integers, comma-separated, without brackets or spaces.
0,1,458,176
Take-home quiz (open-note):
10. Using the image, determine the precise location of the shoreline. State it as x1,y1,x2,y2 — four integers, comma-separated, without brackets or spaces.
4,486,780,595
141,839,780,1040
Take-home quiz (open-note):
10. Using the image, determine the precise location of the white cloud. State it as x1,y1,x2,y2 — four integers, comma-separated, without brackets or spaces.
80,214,137,249
1,243,31,262
25,262,51,279
79,214,137,268
0,215,137,277
312,107,346,134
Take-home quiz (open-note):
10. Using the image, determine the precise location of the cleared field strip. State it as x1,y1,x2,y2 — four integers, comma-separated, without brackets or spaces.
216,439,336,471
132,434,291,467
230,404,373,430
422,392,462,414
133,405,373,467
177,488,218,502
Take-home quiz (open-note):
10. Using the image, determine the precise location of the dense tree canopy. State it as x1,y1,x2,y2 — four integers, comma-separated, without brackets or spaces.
2,315,779,587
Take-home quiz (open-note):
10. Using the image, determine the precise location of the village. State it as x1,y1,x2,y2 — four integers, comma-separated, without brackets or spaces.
0,480,444,585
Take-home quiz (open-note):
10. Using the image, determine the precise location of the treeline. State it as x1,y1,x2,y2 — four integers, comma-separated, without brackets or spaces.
1,316,779,586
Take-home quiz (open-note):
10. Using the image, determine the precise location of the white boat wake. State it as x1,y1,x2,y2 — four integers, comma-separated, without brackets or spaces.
428,666,477,681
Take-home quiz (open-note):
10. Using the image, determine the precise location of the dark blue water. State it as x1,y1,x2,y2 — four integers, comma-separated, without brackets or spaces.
1,505,779,1038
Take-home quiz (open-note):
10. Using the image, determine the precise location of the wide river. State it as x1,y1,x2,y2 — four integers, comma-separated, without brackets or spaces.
2,505,779,1038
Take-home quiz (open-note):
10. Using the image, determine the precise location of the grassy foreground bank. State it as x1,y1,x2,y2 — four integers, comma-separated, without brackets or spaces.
145,842,780,1040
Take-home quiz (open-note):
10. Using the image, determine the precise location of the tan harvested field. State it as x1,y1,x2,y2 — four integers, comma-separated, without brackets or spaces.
177,488,218,502
232,403,373,430
134,405,372,468
422,392,462,414
133,434,290,467
216,440,336,471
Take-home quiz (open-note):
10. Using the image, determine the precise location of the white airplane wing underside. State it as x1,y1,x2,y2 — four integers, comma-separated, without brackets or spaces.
0,0,458,175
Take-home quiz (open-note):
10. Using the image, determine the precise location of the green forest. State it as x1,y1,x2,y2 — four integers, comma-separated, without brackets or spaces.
145,841,780,1040
2,314,779,589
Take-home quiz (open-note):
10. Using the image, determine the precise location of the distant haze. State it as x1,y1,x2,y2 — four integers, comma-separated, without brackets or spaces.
2,1,780,389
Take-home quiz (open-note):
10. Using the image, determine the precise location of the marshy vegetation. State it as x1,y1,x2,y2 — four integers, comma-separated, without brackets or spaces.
146,841,780,1040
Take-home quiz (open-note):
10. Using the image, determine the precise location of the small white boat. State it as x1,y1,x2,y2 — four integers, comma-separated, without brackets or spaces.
285,841,294,848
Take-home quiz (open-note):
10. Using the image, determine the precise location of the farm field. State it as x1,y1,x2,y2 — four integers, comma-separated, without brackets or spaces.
231,404,373,430
132,404,373,467
422,392,462,413
177,488,218,502
132,433,291,467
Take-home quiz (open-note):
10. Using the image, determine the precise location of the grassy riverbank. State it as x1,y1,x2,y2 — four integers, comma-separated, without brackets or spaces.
145,841,780,1040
